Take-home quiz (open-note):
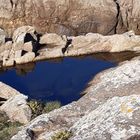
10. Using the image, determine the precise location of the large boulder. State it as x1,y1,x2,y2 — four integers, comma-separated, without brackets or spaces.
40,33,67,47
12,26,37,44
65,31,140,56
70,95,140,140
35,31,140,62
0,94,32,124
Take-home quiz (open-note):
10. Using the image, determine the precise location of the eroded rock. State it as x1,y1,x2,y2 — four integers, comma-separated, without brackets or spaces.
12,26,37,44
70,95,140,140
11,26,35,52
0,94,32,124
40,33,67,47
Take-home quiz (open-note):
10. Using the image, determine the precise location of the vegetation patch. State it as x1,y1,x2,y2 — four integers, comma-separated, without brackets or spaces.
28,100,61,119
51,130,72,140
27,100,44,119
43,101,61,113
0,112,22,140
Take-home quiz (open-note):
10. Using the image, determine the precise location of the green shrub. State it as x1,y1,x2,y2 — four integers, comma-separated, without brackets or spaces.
28,100,61,119
51,130,72,140
28,100,44,119
0,122,21,140
43,101,61,113
0,112,22,140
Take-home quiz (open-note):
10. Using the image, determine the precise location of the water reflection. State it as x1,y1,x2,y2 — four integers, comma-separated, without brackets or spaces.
91,51,140,63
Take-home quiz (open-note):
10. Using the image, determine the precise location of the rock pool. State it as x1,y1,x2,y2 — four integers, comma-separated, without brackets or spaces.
0,55,117,105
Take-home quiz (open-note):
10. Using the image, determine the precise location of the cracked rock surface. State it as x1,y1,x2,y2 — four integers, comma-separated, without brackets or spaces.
0,0,140,35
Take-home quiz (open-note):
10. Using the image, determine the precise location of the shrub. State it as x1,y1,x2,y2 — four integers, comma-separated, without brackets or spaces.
28,100,61,119
51,130,72,140
43,101,61,113
27,100,44,119
0,112,22,140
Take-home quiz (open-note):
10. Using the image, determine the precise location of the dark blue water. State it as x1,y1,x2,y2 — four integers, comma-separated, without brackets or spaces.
0,56,116,105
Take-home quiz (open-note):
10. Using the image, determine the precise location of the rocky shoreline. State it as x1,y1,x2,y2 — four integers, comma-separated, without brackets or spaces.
0,25,140,68
0,56,140,140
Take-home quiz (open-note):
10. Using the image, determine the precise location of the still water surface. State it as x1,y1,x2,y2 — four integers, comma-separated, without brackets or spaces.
0,56,116,105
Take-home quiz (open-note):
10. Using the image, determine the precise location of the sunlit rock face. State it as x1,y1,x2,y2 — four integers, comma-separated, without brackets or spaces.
0,0,118,36
70,95,140,140
1,0,140,36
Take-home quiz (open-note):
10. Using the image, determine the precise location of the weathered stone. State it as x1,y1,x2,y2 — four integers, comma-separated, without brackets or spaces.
0,82,20,99
15,52,35,64
0,30,140,67
9,49,15,59
66,31,140,56
0,94,32,124
12,42,23,51
12,26,37,44
12,25,36,51
36,31,140,61
70,95,140,140
40,33,66,47
109,31,140,52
